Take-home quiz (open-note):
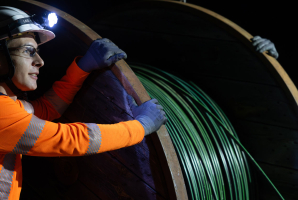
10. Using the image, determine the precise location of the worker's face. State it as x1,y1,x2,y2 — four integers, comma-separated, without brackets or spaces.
8,35,44,91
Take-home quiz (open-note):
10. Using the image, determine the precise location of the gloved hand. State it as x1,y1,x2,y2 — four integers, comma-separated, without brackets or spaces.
127,95,168,136
77,38,127,72
251,36,279,59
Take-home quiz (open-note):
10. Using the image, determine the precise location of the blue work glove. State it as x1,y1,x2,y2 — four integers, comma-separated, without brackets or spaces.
251,36,279,59
77,38,127,72
127,95,168,136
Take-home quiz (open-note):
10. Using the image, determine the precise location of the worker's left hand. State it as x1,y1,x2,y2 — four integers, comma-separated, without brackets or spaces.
251,36,279,59
127,95,167,136
77,38,127,72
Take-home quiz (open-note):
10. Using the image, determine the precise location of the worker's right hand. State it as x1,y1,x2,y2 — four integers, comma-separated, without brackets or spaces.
127,95,167,136
77,38,127,73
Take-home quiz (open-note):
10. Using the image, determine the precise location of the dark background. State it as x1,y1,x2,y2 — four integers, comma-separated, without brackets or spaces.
34,0,296,84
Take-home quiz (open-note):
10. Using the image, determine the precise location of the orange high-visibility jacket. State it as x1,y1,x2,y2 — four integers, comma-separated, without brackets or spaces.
0,57,145,200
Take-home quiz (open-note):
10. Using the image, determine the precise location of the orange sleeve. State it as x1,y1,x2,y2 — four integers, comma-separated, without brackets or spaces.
0,96,145,157
30,56,89,121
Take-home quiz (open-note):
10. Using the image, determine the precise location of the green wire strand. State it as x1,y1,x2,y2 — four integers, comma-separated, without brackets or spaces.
136,66,244,199
137,71,233,199
139,76,199,199
129,63,285,200
137,70,238,199
141,77,202,199
154,78,221,199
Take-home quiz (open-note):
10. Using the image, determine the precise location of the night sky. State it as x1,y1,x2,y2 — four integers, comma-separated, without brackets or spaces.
35,0,297,85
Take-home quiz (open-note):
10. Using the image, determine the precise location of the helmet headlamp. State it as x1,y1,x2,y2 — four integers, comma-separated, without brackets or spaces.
47,13,58,28
30,12,58,29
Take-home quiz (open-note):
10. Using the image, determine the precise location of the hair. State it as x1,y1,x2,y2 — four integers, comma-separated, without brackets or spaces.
0,39,12,50
6,39,12,46
0,39,16,72
0,41,9,75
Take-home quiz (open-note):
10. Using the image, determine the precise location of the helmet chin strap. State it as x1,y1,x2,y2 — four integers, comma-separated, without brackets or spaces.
0,39,28,100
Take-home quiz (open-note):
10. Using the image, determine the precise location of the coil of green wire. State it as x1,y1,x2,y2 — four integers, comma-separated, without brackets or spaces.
129,63,284,200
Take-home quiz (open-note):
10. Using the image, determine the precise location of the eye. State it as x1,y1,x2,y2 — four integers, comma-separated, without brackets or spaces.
23,49,30,54
24,47,36,56
23,47,31,54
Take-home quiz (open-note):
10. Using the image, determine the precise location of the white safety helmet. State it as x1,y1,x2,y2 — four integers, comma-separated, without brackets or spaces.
0,6,55,45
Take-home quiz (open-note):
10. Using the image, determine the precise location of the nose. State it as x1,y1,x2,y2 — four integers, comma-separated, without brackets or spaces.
32,53,44,68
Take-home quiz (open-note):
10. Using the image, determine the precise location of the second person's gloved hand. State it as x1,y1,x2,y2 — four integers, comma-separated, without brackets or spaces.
251,36,279,59
127,95,167,136
77,38,127,73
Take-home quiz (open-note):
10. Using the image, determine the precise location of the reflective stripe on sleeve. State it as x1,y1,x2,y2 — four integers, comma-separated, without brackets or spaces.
0,154,16,200
11,115,45,155
85,123,102,155
44,87,69,116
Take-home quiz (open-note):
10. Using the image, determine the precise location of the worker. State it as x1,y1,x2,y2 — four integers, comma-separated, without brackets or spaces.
251,35,279,59
0,6,167,200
